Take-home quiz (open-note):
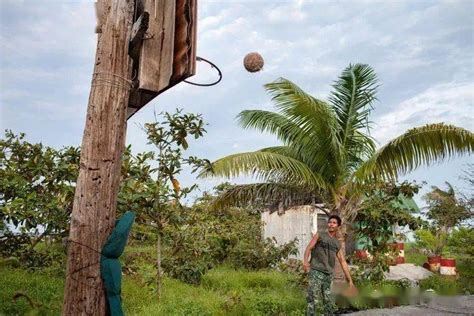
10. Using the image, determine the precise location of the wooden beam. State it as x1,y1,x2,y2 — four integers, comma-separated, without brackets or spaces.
129,11,150,61
171,0,197,83
127,0,198,120
138,0,176,92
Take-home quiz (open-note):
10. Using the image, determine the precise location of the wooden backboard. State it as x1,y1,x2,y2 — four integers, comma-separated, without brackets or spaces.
127,0,197,119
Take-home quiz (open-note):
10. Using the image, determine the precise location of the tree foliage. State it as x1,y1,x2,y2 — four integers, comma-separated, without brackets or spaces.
0,130,79,249
352,181,422,283
423,182,471,232
200,64,474,225
415,181,472,256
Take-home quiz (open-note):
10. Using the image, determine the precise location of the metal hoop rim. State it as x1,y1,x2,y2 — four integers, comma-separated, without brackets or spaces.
183,56,222,87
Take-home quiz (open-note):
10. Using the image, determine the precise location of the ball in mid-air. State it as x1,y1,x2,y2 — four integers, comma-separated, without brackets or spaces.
243,52,264,72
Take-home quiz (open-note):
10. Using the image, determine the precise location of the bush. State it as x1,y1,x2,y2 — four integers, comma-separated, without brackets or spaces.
456,256,474,294
227,237,298,270
277,258,307,288
447,227,474,257
0,237,66,270
351,252,398,285
419,275,462,295
414,228,448,256
404,242,426,266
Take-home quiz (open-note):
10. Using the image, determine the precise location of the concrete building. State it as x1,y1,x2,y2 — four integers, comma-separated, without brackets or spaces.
261,205,332,260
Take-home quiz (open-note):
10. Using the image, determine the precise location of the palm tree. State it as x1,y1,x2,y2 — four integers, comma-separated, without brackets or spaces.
199,64,473,278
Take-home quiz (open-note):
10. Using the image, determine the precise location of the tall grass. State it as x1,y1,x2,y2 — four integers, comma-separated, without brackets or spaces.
0,265,306,315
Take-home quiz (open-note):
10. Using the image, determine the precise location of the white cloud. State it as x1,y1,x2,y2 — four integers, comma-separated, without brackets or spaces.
372,82,474,145
267,3,307,23
2,0,473,192
1,2,96,61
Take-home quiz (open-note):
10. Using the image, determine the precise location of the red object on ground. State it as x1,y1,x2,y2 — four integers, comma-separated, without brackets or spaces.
428,255,441,272
440,258,456,275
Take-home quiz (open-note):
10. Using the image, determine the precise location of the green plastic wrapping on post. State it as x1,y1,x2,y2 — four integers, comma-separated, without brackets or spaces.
100,211,135,316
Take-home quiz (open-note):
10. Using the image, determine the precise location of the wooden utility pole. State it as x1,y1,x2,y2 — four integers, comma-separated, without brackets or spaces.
62,0,135,314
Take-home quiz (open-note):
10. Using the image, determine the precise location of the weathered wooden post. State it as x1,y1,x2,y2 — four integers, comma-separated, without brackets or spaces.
62,0,197,314
62,0,135,314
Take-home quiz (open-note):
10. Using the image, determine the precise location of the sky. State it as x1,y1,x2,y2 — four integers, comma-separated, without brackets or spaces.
1,0,473,207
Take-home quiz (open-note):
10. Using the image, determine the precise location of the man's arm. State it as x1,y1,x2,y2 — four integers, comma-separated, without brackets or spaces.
303,233,319,273
336,250,354,287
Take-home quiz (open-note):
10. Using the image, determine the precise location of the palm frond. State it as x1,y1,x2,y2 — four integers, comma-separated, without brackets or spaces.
198,151,328,190
237,110,310,147
264,78,342,181
259,146,301,159
237,110,324,171
328,64,378,172
354,123,474,181
426,182,456,201
212,182,320,211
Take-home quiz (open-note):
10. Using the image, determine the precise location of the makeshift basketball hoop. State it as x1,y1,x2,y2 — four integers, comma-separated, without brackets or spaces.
127,0,199,119
183,56,222,86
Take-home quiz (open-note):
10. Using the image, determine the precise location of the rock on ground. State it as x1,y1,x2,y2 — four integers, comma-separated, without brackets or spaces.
384,263,433,285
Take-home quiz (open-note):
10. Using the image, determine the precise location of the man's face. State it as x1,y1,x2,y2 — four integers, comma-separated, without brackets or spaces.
327,218,340,232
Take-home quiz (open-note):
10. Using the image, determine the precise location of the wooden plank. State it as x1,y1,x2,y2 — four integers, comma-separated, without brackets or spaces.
188,0,197,76
127,0,198,120
129,11,150,61
138,0,176,92
171,0,197,83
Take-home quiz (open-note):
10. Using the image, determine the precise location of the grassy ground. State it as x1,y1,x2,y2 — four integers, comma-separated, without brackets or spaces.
0,265,306,316
2,242,471,315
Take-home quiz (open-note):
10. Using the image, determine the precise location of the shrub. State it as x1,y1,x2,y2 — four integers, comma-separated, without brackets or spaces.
414,228,448,256
227,237,298,270
419,275,462,295
447,227,474,257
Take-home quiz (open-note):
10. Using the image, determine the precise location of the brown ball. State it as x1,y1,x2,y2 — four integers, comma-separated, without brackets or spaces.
243,52,264,72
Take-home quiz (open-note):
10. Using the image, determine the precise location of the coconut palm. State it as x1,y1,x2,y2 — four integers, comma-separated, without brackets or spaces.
199,64,473,270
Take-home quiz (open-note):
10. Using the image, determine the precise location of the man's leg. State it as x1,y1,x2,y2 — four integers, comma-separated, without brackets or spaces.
307,270,324,316
320,273,335,315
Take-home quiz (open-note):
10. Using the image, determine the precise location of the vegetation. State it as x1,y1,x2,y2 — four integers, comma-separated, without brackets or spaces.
200,64,473,231
414,181,471,256
0,264,306,316
118,109,208,296
352,181,422,283
0,131,79,250
1,64,473,313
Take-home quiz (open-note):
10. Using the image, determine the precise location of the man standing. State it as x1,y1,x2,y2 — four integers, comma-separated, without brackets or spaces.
303,215,355,315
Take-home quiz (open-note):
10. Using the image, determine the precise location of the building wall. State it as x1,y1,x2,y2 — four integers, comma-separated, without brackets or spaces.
261,205,327,260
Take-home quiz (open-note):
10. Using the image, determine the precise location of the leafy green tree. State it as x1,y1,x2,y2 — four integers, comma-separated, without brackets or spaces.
424,182,471,233
353,181,422,282
199,64,474,275
118,109,208,297
447,227,474,257
0,130,79,250
414,228,446,256
416,182,472,255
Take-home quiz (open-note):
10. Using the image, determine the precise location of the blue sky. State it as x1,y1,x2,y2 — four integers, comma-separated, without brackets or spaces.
1,0,473,206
